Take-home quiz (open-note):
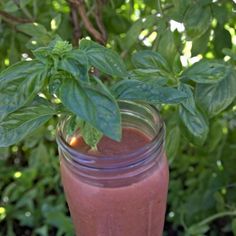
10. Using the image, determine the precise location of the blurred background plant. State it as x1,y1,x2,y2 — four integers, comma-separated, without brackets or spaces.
0,0,236,235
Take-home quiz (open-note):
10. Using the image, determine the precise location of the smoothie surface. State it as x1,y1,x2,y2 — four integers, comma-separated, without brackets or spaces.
70,127,151,156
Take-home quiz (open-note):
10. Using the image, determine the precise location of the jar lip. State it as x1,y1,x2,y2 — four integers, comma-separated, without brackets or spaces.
56,101,165,163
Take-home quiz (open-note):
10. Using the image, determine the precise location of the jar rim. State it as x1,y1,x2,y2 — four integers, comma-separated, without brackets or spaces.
56,100,164,162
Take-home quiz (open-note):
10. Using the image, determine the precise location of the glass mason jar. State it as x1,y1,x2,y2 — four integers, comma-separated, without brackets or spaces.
56,101,169,236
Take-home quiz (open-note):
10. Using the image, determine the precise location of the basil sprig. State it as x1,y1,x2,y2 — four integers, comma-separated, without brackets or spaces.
1,38,234,148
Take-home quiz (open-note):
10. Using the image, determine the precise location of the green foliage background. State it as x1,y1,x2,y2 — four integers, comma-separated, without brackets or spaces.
0,0,236,235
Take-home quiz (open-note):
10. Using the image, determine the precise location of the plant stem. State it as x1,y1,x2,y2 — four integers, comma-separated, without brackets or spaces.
69,0,105,44
0,10,33,24
197,210,236,226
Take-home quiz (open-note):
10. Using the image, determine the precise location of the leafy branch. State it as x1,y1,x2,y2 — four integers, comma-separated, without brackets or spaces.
68,0,107,44
0,36,235,149
0,10,33,24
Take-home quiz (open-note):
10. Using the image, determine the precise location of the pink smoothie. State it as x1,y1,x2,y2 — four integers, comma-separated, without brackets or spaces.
60,128,169,236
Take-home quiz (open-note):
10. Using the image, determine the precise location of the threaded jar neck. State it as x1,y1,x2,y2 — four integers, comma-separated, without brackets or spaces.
56,100,165,187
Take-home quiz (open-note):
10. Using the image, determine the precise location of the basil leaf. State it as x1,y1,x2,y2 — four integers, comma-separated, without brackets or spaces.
166,125,180,164
181,60,228,84
58,78,121,141
16,23,52,48
213,24,232,58
188,224,210,235
32,37,71,60
112,80,187,104
132,50,171,74
184,4,211,39
179,105,209,145
206,120,224,152
158,29,178,70
121,15,160,49
178,83,196,115
129,69,168,85
16,23,49,38
0,60,47,119
79,39,127,78
58,49,89,81
0,98,56,147
191,28,211,57
79,122,103,149
195,67,236,117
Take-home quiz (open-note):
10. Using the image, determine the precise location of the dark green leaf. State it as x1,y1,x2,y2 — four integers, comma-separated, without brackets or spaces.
79,39,127,78
166,125,180,164
178,83,196,115
0,98,56,147
58,78,121,141
191,28,211,57
212,4,228,25
179,105,209,145
195,67,236,117
206,120,224,152
129,69,168,85
188,224,209,235
45,211,73,235
122,15,159,49
171,0,190,21
58,49,89,81
112,80,187,104
181,60,228,84
16,23,49,38
184,5,211,39
0,60,47,119
232,218,236,235
3,0,18,12
158,29,178,70
32,37,69,59
79,122,103,149
104,13,130,34
0,147,10,160
132,50,171,74
213,25,232,58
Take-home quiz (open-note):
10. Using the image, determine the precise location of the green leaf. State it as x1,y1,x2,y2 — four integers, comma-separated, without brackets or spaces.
181,60,228,84
0,147,10,160
212,4,228,25
213,25,232,58
58,49,89,81
32,36,67,59
188,224,209,235
166,125,180,164
178,83,196,115
79,121,103,149
3,0,18,12
184,4,211,39
129,69,168,85
58,78,121,141
206,120,224,152
132,50,171,74
0,98,56,147
158,29,178,70
52,40,72,56
79,39,127,78
195,67,236,117
179,105,209,145
45,211,73,235
112,80,187,104
122,15,159,49
191,28,211,57
232,218,236,235
16,23,49,38
0,60,47,119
